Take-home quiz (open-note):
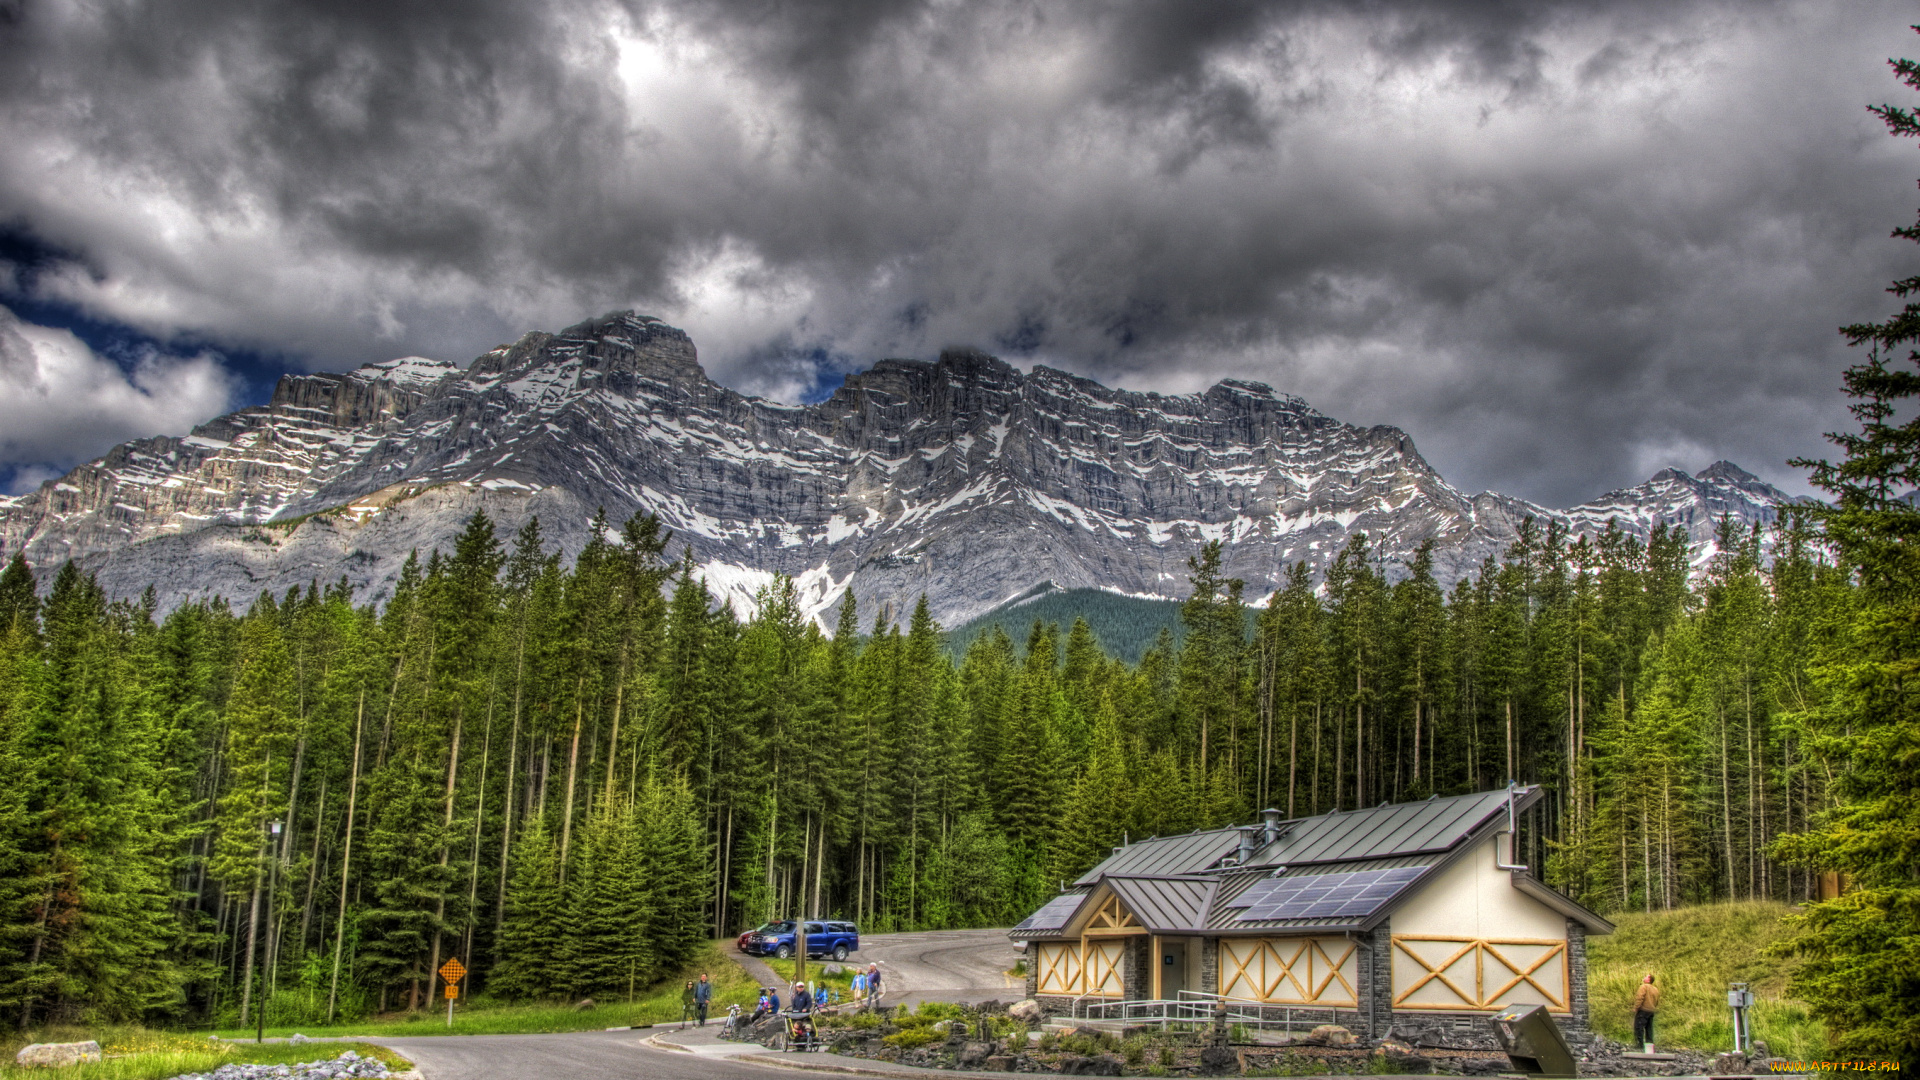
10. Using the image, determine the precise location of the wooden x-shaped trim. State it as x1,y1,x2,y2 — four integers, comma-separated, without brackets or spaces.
1391,936,1567,1010
1037,943,1073,994
1310,940,1358,1002
1394,937,1481,1006
1481,941,1567,1009
1221,938,1357,1005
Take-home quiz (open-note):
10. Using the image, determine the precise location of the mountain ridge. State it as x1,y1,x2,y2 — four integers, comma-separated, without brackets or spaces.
0,311,1804,624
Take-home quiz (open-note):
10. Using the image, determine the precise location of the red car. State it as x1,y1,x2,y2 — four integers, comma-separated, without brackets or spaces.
738,923,774,952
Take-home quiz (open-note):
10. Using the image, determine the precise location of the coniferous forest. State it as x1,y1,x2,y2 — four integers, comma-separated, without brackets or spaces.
3,24,1919,1073
0,502,1858,1032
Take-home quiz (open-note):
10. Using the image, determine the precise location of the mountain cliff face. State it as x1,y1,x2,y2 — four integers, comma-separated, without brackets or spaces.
0,311,1802,624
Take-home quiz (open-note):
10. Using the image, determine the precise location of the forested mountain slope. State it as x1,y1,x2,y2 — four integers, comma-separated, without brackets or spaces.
0,505,1843,1030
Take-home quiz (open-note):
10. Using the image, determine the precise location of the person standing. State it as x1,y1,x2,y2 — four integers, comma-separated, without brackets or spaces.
866,963,883,1012
680,981,696,1028
694,972,714,1026
1632,973,1661,1050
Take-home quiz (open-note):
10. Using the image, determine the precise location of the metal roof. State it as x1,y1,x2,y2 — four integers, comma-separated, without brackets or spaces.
1008,889,1092,940
1102,876,1214,933
1014,787,1608,943
1072,827,1240,886
1252,788,1531,866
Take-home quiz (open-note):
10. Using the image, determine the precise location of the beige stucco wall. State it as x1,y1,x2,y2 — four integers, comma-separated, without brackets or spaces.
1388,833,1571,1012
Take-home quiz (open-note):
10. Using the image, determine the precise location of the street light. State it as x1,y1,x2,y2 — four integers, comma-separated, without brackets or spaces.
258,821,282,1045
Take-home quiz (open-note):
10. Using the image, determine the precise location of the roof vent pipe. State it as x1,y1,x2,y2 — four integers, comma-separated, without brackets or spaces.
1235,827,1259,866
1261,808,1283,846
1495,781,1530,872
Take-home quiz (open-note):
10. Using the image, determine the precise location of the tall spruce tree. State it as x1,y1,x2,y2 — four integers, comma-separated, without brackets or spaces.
1774,30,1920,1066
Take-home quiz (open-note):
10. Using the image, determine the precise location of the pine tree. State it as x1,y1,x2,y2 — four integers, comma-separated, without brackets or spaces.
1773,30,1920,1066
490,816,563,1000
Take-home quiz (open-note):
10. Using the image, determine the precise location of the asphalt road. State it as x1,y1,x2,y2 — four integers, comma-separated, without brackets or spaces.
844,929,1022,1005
377,1027,940,1080
375,929,1022,1078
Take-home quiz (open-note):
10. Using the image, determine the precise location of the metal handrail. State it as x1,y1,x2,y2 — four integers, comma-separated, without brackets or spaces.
1069,992,1332,1033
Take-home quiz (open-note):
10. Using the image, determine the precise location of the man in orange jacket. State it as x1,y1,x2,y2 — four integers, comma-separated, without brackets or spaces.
1632,973,1661,1049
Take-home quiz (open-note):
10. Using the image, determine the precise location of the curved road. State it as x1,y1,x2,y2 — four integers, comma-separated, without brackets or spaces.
373,930,1022,1078
845,928,1022,1006
378,1028,932,1080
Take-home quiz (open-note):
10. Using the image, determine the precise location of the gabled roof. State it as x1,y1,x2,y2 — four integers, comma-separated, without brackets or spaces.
1069,789,1534,889
1071,828,1240,887
1103,876,1214,934
1251,788,1528,866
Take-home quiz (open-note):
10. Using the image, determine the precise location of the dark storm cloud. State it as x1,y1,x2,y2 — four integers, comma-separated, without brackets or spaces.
0,0,1911,505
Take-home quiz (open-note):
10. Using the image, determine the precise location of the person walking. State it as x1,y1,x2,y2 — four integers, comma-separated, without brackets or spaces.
694,972,714,1026
1632,973,1661,1050
866,963,883,1012
680,980,696,1028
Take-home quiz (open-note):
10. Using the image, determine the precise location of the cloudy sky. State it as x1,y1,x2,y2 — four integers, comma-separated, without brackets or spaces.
0,0,1915,505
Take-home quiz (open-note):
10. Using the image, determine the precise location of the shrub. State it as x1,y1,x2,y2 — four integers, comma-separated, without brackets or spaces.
883,1028,940,1050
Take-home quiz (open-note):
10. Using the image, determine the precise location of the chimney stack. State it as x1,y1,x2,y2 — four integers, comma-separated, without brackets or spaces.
1261,808,1283,846
1235,827,1259,866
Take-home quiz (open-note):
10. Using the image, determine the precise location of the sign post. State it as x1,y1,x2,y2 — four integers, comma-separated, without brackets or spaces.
440,958,467,1029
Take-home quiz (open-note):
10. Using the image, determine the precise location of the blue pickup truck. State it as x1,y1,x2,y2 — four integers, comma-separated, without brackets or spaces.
746,920,859,961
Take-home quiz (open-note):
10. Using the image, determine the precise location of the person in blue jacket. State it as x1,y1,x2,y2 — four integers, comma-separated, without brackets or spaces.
693,972,713,1026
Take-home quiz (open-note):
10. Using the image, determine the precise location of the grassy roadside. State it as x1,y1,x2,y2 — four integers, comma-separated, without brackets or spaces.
0,1033,408,1080
762,958,857,999
202,942,759,1040
1586,900,1824,1059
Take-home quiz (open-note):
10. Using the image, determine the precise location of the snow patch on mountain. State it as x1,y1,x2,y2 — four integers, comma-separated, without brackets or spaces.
0,311,1807,623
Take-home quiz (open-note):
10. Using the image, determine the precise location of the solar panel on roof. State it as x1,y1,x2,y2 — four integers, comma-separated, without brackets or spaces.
1012,893,1085,932
1236,866,1424,922
1223,877,1288,909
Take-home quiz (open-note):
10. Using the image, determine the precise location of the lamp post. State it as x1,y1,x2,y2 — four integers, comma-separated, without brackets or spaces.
258,820,282,1045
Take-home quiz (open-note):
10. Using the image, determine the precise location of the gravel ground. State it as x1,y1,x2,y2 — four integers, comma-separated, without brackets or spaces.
167,1049,390,1080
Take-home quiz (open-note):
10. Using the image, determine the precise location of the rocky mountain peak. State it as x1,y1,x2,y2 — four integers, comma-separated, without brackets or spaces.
1698,460,1763,485
0,313,1811,624
466,309,706,387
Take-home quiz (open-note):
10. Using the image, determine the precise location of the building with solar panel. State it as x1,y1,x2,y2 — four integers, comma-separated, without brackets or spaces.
1007,785,1613,1039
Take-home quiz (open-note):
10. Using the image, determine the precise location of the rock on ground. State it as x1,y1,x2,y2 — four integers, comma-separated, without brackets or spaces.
16,1041,102,1067
1307,1024,1355,1046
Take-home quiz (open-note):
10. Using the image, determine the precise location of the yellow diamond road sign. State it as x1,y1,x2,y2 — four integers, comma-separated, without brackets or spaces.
440,958,466,983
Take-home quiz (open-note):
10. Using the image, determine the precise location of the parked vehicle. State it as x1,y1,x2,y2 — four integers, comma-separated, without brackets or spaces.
737,922,776,953
745,920,859,961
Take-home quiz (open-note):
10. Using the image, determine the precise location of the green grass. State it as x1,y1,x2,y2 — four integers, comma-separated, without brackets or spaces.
1587,900,1825,1059
202,942,759,1040
762,957,855,997
0,1032,407,1080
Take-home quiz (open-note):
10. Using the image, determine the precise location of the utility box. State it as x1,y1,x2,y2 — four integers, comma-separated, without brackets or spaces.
1490,1004,1579,1078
